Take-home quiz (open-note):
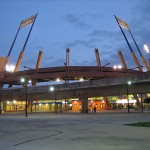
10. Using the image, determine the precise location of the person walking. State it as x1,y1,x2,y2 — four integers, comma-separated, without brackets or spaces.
90,105,93,113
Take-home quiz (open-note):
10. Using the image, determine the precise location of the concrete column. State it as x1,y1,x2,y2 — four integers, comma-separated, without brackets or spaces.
28,101,33,112
0,101,4,113
81,97,88,113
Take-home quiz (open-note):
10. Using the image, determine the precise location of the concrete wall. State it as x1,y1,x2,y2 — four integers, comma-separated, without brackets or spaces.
1,81,150,101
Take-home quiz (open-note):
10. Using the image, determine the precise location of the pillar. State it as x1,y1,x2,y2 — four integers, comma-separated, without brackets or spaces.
0,101,4,113
81,97,88,113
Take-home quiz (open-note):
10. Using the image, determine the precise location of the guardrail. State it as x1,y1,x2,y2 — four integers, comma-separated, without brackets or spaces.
1,74,150,95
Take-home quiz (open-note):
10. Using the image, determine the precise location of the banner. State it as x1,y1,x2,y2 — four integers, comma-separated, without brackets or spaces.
20,15,36,28
116,16,129,30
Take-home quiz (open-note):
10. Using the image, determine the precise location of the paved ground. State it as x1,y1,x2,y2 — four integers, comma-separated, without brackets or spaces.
0,112,150,150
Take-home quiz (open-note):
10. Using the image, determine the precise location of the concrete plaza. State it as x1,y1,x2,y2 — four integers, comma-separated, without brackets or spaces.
0,112,150,150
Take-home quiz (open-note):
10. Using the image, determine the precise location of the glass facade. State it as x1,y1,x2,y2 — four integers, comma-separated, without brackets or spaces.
1,94,150,113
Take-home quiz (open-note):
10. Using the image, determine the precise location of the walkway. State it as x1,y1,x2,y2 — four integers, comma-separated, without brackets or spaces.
0,112,150,150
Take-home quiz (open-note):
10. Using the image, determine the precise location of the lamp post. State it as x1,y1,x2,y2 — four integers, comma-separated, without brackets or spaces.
64,62,68,111
0,92,2,114
143,44,150,67
144,44,150,53
20,78,31,117
99,63,109,71
5,64,15,72
127,81,131,113
24,65,34,70
50,86,57,114
113,64,122,69
130,66,143,70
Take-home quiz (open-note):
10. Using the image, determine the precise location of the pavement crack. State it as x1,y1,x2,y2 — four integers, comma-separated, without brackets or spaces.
13,130,63,146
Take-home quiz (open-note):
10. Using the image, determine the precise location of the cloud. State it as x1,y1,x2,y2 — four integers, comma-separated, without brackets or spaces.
40,56,65,68
65,38,101,48
88,29,122,40
71,58,96,66
80,13,104,19
125,1,150,41
35,46,45,50
122,1,150,67
63,14,91,29
52,58,65,66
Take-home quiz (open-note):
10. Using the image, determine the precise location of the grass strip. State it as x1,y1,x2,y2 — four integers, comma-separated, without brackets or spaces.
125,122,150,127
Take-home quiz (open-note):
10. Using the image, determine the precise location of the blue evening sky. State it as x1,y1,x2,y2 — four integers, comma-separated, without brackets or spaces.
0,0,150,70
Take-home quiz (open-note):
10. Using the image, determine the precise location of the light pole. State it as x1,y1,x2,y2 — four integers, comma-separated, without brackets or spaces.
5,64,15,72
130,66,143,70
64,62,69,111
127,81,131,113
50,86,57,114
20,78,31,117
140,94,144,113
113,64,122,69
143,44,150,67
99,63,109,71
0,92,2,114
24,66,34,70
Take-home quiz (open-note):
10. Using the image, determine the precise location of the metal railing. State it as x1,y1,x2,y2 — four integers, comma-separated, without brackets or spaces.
1,74,150,95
